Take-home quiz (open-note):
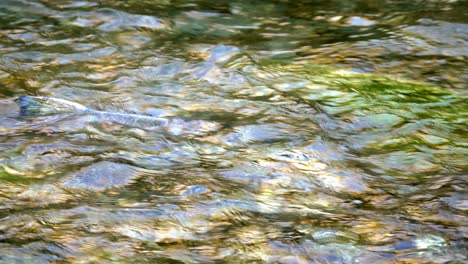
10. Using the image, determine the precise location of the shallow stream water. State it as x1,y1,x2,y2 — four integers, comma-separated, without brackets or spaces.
0,0,467,263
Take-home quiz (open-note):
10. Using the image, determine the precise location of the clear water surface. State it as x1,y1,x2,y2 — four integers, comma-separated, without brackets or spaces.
0,0,467,263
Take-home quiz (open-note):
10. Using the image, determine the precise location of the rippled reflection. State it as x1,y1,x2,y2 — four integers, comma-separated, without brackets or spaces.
0,0,467,263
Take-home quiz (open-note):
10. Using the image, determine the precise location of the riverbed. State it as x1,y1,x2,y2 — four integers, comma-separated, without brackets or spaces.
0,1,467,263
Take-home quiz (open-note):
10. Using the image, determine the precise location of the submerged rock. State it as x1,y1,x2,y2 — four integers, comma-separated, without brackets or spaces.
215,124,297,146
313,169,371,196
311,229,360,244
441,194,468,212
346,113,404,131
62,161,139,191
394,235,447,252
17,184,71,206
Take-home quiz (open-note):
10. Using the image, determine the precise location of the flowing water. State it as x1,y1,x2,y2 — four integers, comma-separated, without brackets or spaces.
0,0,467,263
